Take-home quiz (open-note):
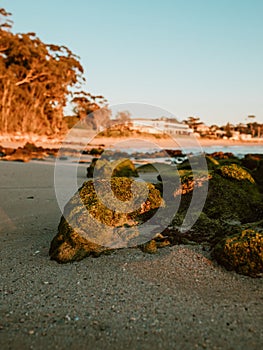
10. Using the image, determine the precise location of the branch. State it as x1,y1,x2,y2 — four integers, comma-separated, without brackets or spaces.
15,71,48,86
0,45,8,52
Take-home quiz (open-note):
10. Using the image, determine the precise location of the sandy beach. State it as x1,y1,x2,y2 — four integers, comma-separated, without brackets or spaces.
0,160,262,350
1,131,263,151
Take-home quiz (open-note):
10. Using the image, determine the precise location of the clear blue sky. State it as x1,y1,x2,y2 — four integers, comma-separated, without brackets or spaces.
2,0,263,125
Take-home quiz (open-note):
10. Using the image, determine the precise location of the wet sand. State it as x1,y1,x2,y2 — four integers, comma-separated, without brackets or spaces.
0,161,263,350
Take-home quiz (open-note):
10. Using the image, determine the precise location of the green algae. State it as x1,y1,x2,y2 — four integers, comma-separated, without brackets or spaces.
49,177,163,263
87,158,138,179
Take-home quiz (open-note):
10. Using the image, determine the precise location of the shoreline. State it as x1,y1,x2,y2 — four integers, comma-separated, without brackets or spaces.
1,133,263,151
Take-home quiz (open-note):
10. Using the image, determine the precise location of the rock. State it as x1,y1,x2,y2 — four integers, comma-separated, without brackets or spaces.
140,240,157,254
209,151,235,160
216,163,255,183
0,145,6,157
82,147,104,156
87,158,98,178
208,152,241,167
1,142,52,162
164,149,184,157
171,163,263,244
49,177,163,263
252,159,263,193
178,155,218,171
87,158,138,178
213,229,263,277
241,154,263,171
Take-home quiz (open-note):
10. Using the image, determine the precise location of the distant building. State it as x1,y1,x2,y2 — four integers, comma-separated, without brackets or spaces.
131,118,193,136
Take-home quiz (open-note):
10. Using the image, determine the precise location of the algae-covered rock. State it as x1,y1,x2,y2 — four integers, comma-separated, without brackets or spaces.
241,154,262,171
217,163,255,183
201,164,261,223
140,240,158,254
208,152,241,166
87,158,138,178
252,159,263,193
49,177,163,263
205,166,262,223
171,163,263,244
178,155,216,171
213,229,263,277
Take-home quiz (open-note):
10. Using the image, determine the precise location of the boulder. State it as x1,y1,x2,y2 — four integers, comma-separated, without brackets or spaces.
87,158,138,178
252,159,263,193
241,154,263,171
49,177,163,263
213,229,263,277
172,164,263,244
178,155,218,171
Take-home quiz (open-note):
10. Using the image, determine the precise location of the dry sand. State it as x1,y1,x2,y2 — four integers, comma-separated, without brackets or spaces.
0,161,263,350
1,131,263,151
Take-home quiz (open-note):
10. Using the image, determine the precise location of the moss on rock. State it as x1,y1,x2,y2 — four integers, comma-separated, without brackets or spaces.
203,172,262,223
170,163,263,245
213,229,263,277
217,163,255,183
49,177,163,263
87,158,138,178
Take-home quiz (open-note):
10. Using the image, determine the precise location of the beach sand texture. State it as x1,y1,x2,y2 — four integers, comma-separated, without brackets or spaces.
0,161,263,349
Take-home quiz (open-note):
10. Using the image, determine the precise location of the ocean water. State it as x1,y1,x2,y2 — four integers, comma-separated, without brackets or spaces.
109,144,263,158
184,145,263,157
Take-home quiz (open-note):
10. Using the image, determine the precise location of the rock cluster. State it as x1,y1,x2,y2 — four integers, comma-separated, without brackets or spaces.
0,142,58,162
50,152,263,277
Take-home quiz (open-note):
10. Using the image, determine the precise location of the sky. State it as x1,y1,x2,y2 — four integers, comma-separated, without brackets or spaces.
1,0,263,125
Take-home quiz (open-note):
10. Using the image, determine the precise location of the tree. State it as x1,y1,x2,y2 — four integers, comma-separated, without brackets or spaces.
72,91,111,131
224,122,233,139
184,116,201,132
115,110,131,124
0,7,104,136
247,115,256,137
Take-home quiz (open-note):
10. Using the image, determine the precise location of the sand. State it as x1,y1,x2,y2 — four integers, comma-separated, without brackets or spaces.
1,130,263,151
0,160,263,350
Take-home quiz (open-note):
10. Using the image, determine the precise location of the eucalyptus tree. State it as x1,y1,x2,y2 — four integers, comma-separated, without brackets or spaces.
0,8,89,136
72,91,111,131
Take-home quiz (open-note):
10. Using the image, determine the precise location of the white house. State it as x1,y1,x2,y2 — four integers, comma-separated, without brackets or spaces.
131,118,193,136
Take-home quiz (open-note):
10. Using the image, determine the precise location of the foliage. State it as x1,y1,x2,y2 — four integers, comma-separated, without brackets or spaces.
224,122,233,138
0,7,105,136
71,91,111,131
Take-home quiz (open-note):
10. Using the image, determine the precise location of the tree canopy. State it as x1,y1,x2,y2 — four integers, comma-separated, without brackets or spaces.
0,8,105,136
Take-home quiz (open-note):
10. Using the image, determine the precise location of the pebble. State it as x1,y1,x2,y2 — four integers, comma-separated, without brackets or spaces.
65,315,71,321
